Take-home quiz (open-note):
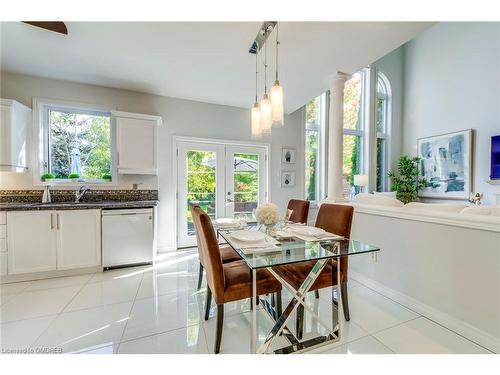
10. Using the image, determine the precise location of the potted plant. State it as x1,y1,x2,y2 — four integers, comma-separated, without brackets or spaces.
41,172,56,182
388,156,427,204
101,172,112,181
68,173,80,181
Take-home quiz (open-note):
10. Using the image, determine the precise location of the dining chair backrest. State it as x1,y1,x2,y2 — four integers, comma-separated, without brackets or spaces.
190,204,206,267
191,205,225,303
287,199,310,224
315,203,354,281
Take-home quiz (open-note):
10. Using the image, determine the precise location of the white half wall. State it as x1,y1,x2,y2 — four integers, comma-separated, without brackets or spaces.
402,22,500,205
0,72,305,251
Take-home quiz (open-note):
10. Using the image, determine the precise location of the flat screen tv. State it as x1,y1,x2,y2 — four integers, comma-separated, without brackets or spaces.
491,135,500,179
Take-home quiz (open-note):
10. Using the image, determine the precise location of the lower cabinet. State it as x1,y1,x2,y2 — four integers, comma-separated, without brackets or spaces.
56,210,101,270
7,211,57,274
7,210,101,275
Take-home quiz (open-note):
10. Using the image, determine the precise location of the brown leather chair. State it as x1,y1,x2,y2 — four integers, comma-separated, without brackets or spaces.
192,206,282,353
274,203,354,338
190,205,241,290
286,199,310,224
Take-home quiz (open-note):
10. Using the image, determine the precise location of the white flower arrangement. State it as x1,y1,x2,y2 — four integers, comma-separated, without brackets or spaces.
255,203,280,225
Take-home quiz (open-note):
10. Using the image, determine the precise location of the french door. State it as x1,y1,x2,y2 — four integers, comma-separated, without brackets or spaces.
177,140,268,248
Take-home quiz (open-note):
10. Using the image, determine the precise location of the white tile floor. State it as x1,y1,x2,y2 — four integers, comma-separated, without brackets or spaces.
0,248,492,354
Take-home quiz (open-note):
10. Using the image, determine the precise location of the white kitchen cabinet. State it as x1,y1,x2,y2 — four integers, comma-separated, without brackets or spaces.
56,209,101,270
0,99,31,172
6,210,101,275
7,211,57,274
113,111,161,175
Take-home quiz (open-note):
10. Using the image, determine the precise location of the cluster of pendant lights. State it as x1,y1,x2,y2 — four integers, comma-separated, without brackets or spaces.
251,23,284,138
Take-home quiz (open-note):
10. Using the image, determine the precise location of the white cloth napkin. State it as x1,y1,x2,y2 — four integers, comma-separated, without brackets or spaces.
226,234,281,254
283,226,344,242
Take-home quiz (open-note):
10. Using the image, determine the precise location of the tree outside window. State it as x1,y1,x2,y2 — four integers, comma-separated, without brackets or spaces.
47,109,111,181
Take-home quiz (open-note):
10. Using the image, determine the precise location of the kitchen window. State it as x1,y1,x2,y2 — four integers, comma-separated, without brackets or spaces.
36,99,114,184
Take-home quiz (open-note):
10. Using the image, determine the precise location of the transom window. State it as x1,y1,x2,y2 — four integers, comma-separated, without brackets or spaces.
37,101,113,183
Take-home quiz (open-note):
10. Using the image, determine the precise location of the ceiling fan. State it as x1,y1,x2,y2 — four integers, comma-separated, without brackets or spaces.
22,21,68,35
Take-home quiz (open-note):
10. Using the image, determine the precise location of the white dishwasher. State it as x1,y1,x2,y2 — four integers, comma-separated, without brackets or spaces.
102,208,154,269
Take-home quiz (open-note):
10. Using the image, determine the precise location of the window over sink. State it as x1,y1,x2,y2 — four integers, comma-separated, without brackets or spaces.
35,98,115,184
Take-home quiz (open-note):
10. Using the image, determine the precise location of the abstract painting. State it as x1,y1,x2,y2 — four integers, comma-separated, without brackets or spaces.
417,129,472,199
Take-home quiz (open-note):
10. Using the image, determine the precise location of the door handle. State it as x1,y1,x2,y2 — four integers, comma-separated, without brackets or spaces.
50,213,54,230
56,214,60,230
227,198,233,202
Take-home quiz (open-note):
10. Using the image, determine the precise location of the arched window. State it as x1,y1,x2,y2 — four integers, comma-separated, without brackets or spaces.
376,72,391,192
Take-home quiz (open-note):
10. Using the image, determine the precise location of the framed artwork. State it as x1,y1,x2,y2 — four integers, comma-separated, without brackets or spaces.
281,148,296,164
417,129,473,199
281,171,295,187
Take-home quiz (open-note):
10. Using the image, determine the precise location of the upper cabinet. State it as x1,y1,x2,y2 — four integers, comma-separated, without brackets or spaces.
112,111,161,175
0,99,31,173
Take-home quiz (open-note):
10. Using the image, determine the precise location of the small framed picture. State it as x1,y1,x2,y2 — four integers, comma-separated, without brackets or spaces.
281,171,296,187
281,148,296,164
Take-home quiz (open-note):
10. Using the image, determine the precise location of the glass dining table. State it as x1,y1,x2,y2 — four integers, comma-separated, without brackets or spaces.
217,224,380,354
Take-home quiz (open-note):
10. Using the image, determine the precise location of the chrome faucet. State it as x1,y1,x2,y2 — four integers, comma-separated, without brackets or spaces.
75,186,91,203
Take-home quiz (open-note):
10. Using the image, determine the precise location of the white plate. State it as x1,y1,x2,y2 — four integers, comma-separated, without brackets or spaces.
230,230,266,243
290,226,325,237
214,218,238,226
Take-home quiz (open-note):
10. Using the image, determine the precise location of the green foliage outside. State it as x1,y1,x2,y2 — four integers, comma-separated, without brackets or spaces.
388,156,427,203
186,151,259,223
49,110,111,180
343,75,361,190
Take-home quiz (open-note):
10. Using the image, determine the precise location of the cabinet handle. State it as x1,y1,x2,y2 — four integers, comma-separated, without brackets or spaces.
50,213,54,230
117,151,120,166
56,214,60,230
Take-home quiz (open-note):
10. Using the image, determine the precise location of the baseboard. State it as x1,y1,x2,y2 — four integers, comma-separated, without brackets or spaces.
350,270,499,353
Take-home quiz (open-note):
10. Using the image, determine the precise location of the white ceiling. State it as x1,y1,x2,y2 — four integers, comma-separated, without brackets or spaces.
0,22,434,113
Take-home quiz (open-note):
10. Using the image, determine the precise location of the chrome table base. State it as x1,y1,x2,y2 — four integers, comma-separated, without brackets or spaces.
251,246,343,354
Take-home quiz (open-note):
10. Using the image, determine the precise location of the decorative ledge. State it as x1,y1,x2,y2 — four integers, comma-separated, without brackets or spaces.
351,203,500,233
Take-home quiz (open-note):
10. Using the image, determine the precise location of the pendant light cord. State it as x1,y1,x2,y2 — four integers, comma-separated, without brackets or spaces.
264,38,268,94
275,23,279,81
255,49,258,103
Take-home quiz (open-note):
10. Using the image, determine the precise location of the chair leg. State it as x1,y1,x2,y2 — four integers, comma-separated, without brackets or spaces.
314,290,319,299
340,282,350,321
276,291,282,317
296,304,304,340
214,304,224,354
204,286,212,321
197,262,204,290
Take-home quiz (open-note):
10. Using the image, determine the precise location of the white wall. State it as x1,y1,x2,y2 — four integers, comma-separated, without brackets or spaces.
402,22,500,205
0,72,305,251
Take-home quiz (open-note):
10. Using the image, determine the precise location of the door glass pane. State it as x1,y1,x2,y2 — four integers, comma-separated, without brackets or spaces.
343,135,361,199
186,150,216,236
232,153,259,221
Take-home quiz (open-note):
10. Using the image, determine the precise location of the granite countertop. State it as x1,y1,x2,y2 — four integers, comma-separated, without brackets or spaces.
0,200,159,211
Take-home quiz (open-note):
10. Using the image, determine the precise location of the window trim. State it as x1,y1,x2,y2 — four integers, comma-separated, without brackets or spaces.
32,97,117,187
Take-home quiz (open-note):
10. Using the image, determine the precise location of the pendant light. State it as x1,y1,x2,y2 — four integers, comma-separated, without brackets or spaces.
271,23,284,126
251,50,262,139
260,40,272,135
